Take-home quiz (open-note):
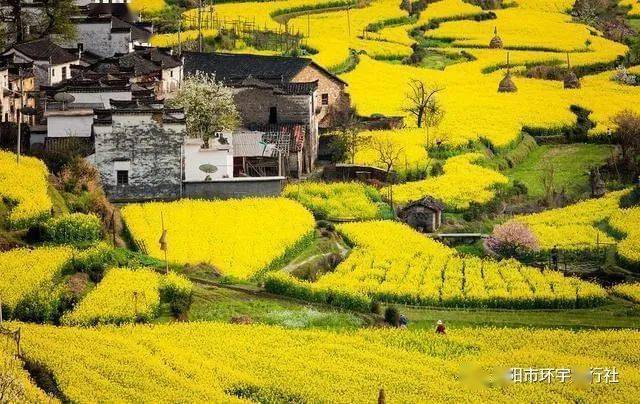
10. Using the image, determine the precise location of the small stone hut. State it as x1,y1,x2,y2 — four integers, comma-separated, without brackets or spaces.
398,196,445,233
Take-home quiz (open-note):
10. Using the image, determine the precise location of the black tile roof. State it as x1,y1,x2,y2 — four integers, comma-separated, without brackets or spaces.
12,38,77,65
90,47,181,76
183,52,346,85
85,3,135,23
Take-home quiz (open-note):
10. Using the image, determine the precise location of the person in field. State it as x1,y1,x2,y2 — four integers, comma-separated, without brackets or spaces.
399,314,408,329
436,319,446,335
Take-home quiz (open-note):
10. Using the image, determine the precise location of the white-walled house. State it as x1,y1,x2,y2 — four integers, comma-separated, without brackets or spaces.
183,134,234,181
93,103,186,200
44,85,133,140
54,16,153,58
2,39,79,87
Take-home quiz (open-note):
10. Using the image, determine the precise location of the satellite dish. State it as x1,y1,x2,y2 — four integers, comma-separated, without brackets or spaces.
54,92,75,103
199,164,218,174
54,92,75,111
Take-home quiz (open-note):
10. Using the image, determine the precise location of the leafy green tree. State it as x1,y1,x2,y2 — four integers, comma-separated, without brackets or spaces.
167,72,240,140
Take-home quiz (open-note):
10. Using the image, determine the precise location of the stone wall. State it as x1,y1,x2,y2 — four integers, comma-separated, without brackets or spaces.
232,87,312,126
94,118,185,201
183,177,284,199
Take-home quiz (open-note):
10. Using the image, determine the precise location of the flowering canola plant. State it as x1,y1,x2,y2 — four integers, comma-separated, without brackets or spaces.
514,190,628,251
0,342,55,403
62,268,164,326
121,198,315,279
267,221,606,309
130,0,166,13
0,247,72,314
388,153,509,209
14,321,640,402
611,282,640,304
609,207,640,267
283,181,389,220
0,151,52,228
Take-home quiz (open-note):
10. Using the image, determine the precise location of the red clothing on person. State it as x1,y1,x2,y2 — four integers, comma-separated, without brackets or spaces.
436,324,446,334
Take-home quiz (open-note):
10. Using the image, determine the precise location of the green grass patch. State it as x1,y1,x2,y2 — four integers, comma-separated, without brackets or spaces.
506,143,614,198
185,284,367,329
401,297,640,330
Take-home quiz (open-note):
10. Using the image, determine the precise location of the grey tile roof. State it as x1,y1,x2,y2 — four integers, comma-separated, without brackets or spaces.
12,39,77,65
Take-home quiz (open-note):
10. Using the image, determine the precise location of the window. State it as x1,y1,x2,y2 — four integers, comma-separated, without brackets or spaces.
268,107,278,125
62,66,67,79
51,68,55,78
321,93,329,106
116,170,129,185
170,70,174,78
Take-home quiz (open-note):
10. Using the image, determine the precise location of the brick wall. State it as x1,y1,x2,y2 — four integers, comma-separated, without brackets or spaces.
291,64,349,128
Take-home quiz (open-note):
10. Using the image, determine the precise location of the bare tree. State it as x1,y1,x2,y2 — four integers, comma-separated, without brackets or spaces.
333,109,369,164
372,136,404,173
403,78,444,129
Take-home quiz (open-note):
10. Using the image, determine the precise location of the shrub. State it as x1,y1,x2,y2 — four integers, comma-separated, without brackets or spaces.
44,213,102,245
68,244,133,282
486,222,539,258
511,180,528,196
12,289,58,323
371,301,381,314
384,306,400,327
160,272,194,316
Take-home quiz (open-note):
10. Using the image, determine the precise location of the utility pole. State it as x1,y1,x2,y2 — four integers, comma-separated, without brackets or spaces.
178,17,182,55
16,108,21,164
307,11,310,38
198,0,203,52
346,6,351,39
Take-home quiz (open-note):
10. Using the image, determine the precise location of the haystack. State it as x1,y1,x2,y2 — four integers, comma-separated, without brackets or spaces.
498,52,517,92
489,27,503,49
563,53,581,89
498,72,517,92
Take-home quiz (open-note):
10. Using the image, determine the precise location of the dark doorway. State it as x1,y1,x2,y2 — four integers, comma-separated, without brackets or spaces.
268,107,278,125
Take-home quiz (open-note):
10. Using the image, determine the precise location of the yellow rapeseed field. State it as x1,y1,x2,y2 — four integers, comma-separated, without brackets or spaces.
0,247,72,314
176,0,640,149
150,29,218,47
14,321,640,402
611,282,640,304
267,221,606,309
0,151,52,228
515,190,628,250
121,198,315,279
0,341,55,403
389,153,508,208
129,0,166,13
62,268,163,326
609,207,640,266
283,181,388,220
